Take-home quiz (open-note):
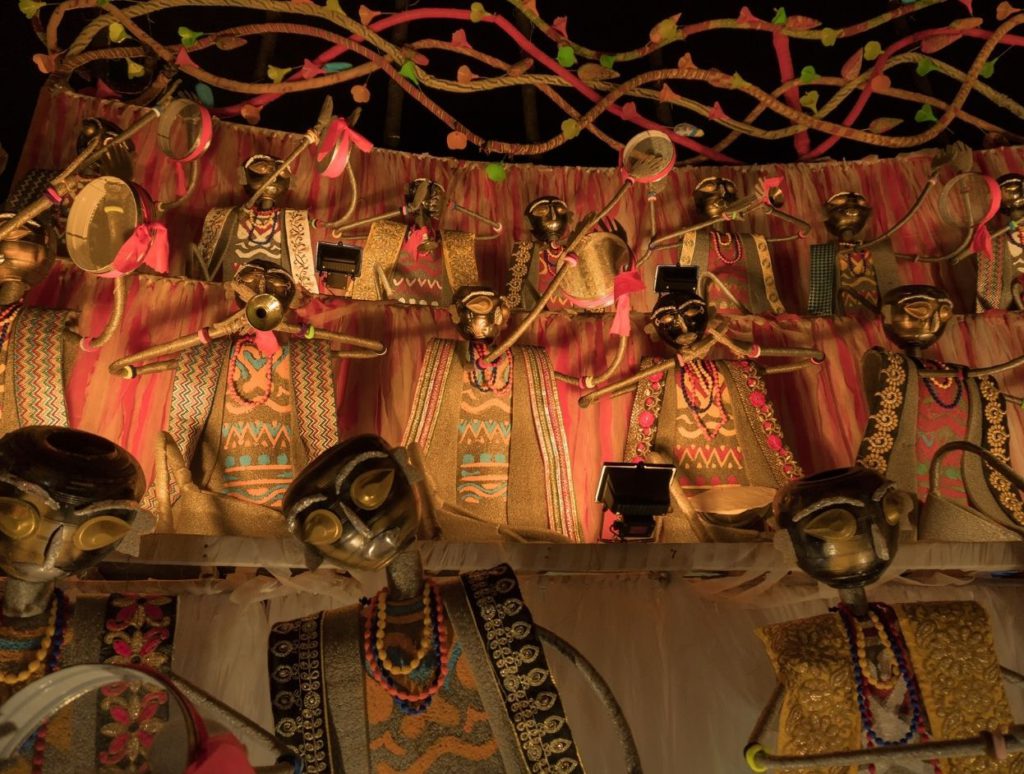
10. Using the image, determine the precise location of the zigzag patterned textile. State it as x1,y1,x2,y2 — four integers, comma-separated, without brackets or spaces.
13,307,70,427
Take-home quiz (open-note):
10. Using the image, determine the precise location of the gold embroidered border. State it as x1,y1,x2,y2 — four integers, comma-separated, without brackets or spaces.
402,338,456,448
978,377,1024,526
856,351,908,476
441,230,479,298
623,357,667,461
284,209,318,296
727,360,802,484
506,241,534,309
751,234,785,314
196,207,231,281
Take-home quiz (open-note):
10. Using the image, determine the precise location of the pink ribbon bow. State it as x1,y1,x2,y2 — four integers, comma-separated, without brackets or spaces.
400,226,430,261
971,175,1002,261
106,223,170,277
610,269,645,337
184,733,255,774
318,116,374,178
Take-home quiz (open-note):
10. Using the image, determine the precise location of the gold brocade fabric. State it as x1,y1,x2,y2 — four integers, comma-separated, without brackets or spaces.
837,249,880,312
757,602,1022,774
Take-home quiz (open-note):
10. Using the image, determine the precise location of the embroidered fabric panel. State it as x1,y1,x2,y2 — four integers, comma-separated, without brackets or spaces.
231,209,285,267
535,247,576,312
856,351,909,477
214,337,294,508
0,304,19,427
914,372,969,504
673,360,746,488
402,339,456,448
705,232,753,314
12,307,69,428
807,242,838,316
389,239,446,306
837,249,880,312
289,339,340,462
623,358,668,462
461,564,583,773
978,377,1024,526
456,360,513,522
96,595,176,773
269,616,331,774
726,360,803,484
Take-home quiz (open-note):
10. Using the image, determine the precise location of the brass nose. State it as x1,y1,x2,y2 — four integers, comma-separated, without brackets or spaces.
245,293,285,331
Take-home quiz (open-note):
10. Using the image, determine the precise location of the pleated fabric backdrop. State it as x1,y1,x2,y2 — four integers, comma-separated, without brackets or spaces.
10,83,1024,541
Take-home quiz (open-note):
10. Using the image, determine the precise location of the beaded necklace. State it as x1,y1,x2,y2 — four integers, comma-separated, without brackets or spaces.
469,342,512,394
0,302,22,344
540,242,566,275
834,602,941,774
710,231,742,265
920,360,963,410
243,206,280,246
362,581,450,715
680,360,726,439
226,335,282,409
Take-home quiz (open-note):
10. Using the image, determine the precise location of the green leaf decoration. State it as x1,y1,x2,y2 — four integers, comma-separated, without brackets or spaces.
799,90,819,113
18,0,45,19
126,59,145,79
914,104,938,123
96,0,107,6
557,45,576,68
561,119,581,139
821,27,838,47
915,57,936,76
485,163,506,183
469,2,486,22
108,22,128,44
799,65,817,83
730,71,747,88
325,0,341,10
980,60,995,78
772,7,787,24
864,40,883,61
267,65,292,83
178,26,204,48
399,60,419,84
599,54,616,69
324,61,353,73
194,83,215,107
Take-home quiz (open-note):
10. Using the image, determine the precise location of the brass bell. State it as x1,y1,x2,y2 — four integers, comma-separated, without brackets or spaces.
245,293,285,331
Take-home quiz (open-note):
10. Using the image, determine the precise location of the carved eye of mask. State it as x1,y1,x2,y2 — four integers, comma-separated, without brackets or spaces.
803,508,858,540
303,509,344,546
0,498,39,540
937,302,953,322
463,296,498,315
902,299,937,319
881,488,914,526
350,468,395,511
73,515,132,551
654,310,678,326
531,203,551,218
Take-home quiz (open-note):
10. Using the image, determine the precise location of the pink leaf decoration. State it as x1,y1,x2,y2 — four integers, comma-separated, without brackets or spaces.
659,83,679,102
240,104,262,124
174,48,197,68
32,53,56,74
841,50,863,81
450,29,470,49
997,2,1020,20
921,33,961,53
737,6,759,23
456,65,477,84
358,5,380,26
959,0,974,11
300,59,325,78
707,101,727,121
551,16,568,37
621,101,638,117
677,53,696,70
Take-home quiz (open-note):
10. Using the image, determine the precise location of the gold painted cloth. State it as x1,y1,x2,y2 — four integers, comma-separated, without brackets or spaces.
455,357,513,521
403,339,581,541
975,231,1024,311
756,601,1022,774
677,231,785,315
835,242,900,313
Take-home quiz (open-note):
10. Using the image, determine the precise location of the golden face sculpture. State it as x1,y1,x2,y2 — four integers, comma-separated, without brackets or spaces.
449,286,510,343
231,258,300,331
824,191,871,239
998,173,1024,222
0,427,144,584
243,154,291,205
284,435,420,571
650,292,710,351
0,216,56,305
775,467,913,589
693,177,738,220
526,196,571,243
77,118,134,181
881,285,953,351
403,179,446,229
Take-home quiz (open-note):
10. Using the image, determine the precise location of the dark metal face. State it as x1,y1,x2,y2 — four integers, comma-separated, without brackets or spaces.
450,287,510,343
824,192,871,239
775,467,912,589
232,259,297,309
243,154,291,203
881,285,953,350
650,292,709,351
693,177,738,220
403,179,446,228
998,173,1024,222
0,216,55,304
77,118,134,181
285,435,420,571
526,196,571,243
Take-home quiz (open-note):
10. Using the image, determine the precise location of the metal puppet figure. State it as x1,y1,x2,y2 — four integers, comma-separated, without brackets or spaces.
972,172,1024,310
109,249,385,538
642,176,811,315
269,434,642,774
746,466,1023,773
857,284,1024,541
580,270,823,542
326,177,499,306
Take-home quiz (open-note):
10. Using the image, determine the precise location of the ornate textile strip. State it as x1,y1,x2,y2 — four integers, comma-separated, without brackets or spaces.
195,207,232,281
856,351,909,477
978,377,1024,526
976,237,1006,311
520,347,581,541
457,373,512,514
96,595,176,773
441,230,480,296
166,338,229,478
268,615,333,774
726,361,802,484
807,242,837,316
460,565,583,774
284,209,317,296
914,369,968,504
403,339,457,448
290,338,340,461
837,248,880,312
12,307,70,427
506,242,533,309
623,357,668,462
0,304,19,428
751,234,785,314
350,220,407,301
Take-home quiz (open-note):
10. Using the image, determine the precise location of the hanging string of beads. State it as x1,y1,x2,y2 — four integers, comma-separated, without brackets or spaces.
226,335,282,409
0,589,66,687
710,231,743,266
470,342,512,394
243,206,281,246
680,360,726,439
920,360,963,410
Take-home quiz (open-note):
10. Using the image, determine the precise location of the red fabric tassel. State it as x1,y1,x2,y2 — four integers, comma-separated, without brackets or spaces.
970,175,1003,261
184,733,255,774
610,269,645,337
317,117,374,178
106,223,169,277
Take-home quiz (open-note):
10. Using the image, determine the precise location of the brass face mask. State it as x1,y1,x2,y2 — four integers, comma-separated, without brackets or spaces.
526,196,571,243
998,174,1024,222
0,216,55,305
449,288,509,343
881,285,953,350
403,179,446,229
285,435,420,571
232,259,299,330
650,292,709,351
824,192,871,239
243,154,291,205
693,177,738,220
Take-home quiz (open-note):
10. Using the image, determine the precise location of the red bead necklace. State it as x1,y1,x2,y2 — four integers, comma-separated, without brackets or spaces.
680,360,727,439
226,335,282,409
710,231,743,265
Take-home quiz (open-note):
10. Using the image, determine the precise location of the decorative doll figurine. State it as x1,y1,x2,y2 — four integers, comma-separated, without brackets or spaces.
857,285,1024,538
269,434,641,774
643,176,811,315
402,286,584,541
329,177,498,306
0,426,186,773
579,275,823,542
746,466,1023,773
973,172,1024,310
109,257,385,537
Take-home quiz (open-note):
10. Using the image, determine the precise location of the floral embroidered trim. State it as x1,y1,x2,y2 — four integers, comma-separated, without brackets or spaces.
505,241,534,309
97,595,176,772
623,357,668,462
857,351,908,476
978,377,1024,526
730,360,802,482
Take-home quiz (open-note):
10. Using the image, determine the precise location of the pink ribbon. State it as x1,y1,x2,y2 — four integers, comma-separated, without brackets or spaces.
317,117,374,178
104,223,169,277
252,329,281,356
400,226,429,260
610,269,645,337
184,733,255,774
970,175,1002,261
759,176,784,204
